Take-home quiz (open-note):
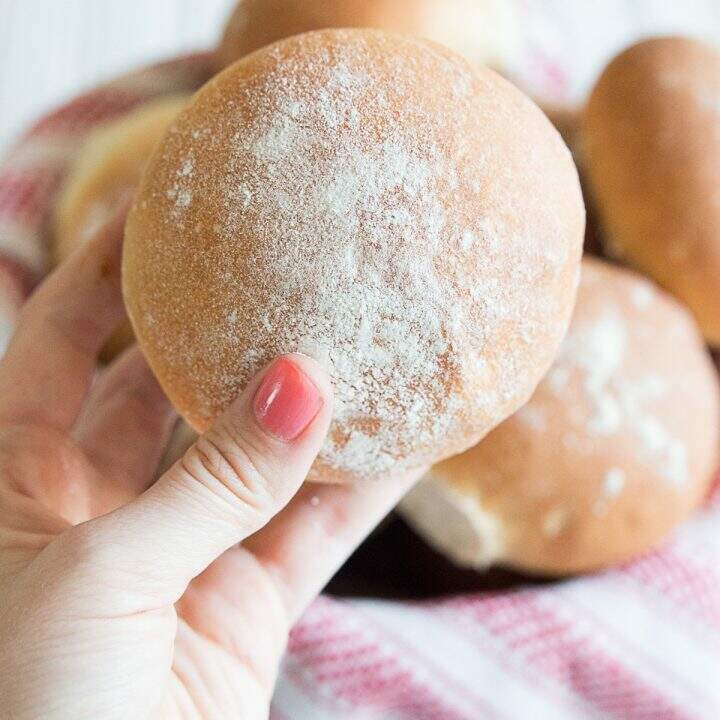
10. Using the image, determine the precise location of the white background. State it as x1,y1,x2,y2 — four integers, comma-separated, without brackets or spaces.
0,0,236,153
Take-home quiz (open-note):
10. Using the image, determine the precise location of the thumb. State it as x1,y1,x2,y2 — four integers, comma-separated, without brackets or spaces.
65,353,333,600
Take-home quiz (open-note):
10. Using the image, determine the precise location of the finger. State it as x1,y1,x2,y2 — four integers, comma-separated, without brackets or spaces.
0,209,128,429
62,353,333,603
243,470,423,622
74,346,176,508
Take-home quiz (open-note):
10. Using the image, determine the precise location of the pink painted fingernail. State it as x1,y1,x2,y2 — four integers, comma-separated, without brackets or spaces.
253,358,323,442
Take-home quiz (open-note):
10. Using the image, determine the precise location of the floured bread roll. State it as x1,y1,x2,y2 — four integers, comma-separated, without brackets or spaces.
53,95,190,358
583,37,720,346
123,29,584,482
216,0,517,72
400,258,720,573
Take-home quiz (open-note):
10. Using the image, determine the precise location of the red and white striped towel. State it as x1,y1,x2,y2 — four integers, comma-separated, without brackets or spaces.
1,13,719,719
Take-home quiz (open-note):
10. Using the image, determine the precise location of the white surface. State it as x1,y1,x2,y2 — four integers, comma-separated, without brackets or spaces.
0,0,235,154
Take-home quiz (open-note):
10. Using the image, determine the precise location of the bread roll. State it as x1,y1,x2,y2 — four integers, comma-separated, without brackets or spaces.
400,258,720,574
583,36,720,346
217,0,517,72
124,29,584,483
53,95,189,358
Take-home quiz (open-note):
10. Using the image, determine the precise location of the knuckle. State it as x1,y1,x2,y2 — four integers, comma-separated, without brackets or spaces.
179,426,276,520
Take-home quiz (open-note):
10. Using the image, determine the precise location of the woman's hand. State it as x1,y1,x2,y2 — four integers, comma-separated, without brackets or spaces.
0,212,421,719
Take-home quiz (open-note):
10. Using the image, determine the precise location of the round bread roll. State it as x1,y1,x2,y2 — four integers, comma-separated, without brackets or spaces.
400,258,720,574
583,36,720,346
124,29,585,483
53,95,189,358
217,0,517,72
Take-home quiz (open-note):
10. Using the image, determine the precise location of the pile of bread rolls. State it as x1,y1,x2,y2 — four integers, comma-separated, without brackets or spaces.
51,1,719,579
401,35,720,575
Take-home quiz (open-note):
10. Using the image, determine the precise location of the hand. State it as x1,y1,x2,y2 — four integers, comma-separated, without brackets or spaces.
0,212,421,720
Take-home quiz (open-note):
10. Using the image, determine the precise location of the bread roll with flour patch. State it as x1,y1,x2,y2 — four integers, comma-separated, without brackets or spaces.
400,258,720,574
583,37,720,346
123,29,585,483
53,95,190,358
217,0,517,72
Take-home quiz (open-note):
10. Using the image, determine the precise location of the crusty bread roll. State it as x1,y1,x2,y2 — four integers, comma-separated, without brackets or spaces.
124,29,584,483
52,95,189,358
583,36,720,346
217,0,517,72
400,258,720,574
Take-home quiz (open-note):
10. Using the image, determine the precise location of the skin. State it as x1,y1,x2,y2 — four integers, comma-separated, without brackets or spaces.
0,209,422,719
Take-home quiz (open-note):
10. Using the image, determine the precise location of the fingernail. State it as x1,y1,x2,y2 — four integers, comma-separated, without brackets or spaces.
253,358,323,442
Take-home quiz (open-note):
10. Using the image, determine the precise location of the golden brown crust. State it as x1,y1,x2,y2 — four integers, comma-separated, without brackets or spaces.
216,0,517,72
52,95,190,359
583,36,720,346
124,29,584,482
402,258,720,574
